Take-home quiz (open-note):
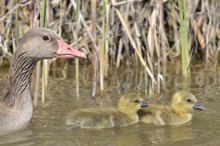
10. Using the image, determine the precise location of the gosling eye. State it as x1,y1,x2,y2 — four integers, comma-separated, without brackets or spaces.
42,35,50,41
134,100,140,104
186,98,193,103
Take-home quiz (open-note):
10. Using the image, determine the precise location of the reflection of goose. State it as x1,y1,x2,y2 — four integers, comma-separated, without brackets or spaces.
0,128,33,145
0,27,85,133
138,91,205,125
66,93,149,129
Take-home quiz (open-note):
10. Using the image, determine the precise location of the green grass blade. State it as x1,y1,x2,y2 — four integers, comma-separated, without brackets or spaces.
178,0,190,78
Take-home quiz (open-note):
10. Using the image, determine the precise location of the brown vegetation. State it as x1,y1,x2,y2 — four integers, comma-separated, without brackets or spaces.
0,0,219,95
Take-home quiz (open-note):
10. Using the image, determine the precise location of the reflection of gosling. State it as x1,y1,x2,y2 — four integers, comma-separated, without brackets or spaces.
138,91,205,126
66,93,149,129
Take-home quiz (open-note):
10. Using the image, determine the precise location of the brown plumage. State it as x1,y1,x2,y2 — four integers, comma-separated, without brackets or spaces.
0,27,85,133
66,93,149,129
138,91,205,126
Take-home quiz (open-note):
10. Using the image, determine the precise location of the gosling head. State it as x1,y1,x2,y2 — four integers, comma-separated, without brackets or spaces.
118,93,149,113
171,91,205,114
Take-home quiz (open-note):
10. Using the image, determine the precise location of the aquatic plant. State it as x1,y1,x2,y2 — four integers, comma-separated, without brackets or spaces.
0,0,219,95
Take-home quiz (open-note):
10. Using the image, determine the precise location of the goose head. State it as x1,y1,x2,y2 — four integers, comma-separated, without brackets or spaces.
17,27,86,61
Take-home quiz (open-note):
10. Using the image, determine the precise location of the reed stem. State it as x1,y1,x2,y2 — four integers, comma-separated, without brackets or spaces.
75,0,80,97
31,0,40,106
100,0,108,92
41,0,47,103
104,1,109,77
179,0,190,78
91,0,97,98
15,0,19,48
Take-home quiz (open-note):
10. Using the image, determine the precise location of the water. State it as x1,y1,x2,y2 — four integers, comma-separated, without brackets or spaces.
0,63,220,146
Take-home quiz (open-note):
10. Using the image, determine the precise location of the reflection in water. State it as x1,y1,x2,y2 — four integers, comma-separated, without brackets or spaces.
169,124,193,142
137,124,193,145
0,128,33,146
0,63,220,145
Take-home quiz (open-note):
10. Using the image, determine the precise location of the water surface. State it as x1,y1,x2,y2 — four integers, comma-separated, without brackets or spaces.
0,63,219,146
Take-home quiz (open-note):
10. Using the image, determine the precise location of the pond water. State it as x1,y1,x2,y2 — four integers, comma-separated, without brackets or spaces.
0,62,220,146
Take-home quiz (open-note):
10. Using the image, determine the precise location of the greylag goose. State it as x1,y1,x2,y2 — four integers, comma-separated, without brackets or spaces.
0,27,85,133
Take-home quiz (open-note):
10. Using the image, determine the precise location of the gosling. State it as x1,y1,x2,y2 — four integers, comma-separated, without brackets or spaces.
138,91,205,126
66,93,149,129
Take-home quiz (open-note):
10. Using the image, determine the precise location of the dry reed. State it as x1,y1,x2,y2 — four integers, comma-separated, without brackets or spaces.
0,0,220,95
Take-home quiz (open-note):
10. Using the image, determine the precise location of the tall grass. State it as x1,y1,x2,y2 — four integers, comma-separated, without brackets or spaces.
179,0,190,78
41,0,48,103
1,0,220,95
115,8,156,84
75,0,80,97
91,0,98,97
100,0,108,92
15,0,19,48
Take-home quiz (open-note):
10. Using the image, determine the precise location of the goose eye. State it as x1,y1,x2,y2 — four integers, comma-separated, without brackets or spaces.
186,98,192,103
42,35,50,41
134,100,140,104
